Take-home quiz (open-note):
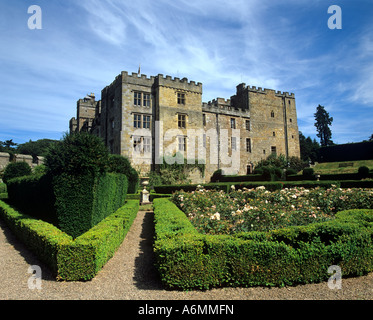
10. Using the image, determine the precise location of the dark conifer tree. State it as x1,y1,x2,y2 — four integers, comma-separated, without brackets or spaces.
314,105,334,147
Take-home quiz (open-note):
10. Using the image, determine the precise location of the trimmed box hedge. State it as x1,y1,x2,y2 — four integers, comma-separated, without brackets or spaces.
286,172,373,182
149,193,172,202
7,172,129,238
154,183,229,194
0,193,8,200
153,180,348,195
339,180,373,188
57,199,139,280
219,174,264,182
154,181,284,194
0,199,72,274
6,174,57,224
153,198,373,290
0,199,139,281
0,183,7,194
53,172,128,238
127,193,141,200
280,180,341,189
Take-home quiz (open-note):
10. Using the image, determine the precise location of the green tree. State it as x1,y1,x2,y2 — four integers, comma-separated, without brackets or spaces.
107,154,139,193
44,132,109,176
2,162,32,184
255,153,287,169
314,105,334,147
288,156,307,172
0,139,18,153
299,131,320,162
17,139,58,158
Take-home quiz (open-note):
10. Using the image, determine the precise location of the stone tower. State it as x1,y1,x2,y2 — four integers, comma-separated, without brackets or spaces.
70,71,300,182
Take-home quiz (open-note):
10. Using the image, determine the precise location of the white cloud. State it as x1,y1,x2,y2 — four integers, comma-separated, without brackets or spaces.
76,0,271,88
348,31,373,105
78,0,128,46
1,0,372,144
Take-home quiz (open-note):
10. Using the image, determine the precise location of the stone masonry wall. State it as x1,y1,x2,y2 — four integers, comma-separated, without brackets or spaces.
71,71,300,183
121,71,154,176
0,152,44,171
202,85,300,181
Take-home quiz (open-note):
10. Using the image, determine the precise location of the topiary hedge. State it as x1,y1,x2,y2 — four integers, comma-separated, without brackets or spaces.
149,193,172,202
6,171,128,238
154,182,282,194
153,180,343,194
53,172,128,238
302,167,315,180
6,173,57,225
0,183,7,200
218,174,264,183
2,161,32,184
153,198,373,290
57,200,139,280
154,182,229,194
339,180,373,188
358,166,370,179
6,132,130,238
0,183,7,194
0,199,139,280
108,154,139,194
44,132,109,177
0,199,72,274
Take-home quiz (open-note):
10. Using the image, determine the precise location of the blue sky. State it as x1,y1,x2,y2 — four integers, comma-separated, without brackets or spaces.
0,0,372,145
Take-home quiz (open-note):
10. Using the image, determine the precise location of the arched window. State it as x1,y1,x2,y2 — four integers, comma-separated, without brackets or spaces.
271,111,275,118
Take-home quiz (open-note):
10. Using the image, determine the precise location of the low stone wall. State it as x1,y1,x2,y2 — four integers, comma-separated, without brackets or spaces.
0,152,44,171
0,153,9,171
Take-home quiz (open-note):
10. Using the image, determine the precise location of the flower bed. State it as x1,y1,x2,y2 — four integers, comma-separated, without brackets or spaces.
172,186,373,234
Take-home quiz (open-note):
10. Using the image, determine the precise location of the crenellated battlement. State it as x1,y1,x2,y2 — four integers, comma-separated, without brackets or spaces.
156,74,202,86
204,97,231,106
119,71,202,93
237,83,295,98
202,97,249,116
156,73,202,93
120,71,155,87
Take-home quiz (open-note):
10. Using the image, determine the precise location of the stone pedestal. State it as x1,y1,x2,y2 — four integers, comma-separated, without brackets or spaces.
141,188,150,205
140,178,151,205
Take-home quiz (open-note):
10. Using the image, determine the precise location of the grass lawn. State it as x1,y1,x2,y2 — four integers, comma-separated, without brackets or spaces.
313,160,373,174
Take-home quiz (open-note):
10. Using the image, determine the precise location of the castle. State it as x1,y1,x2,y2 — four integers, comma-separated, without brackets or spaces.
69,71,300,182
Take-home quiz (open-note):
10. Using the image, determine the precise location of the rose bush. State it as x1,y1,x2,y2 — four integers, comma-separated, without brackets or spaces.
172,185,373,235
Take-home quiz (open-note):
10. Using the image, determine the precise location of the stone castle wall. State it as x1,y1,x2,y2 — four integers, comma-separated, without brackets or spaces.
70,71,301,182
0,152,44,171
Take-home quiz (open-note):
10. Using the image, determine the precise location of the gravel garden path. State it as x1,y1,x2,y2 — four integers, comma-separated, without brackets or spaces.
0,210,372,300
